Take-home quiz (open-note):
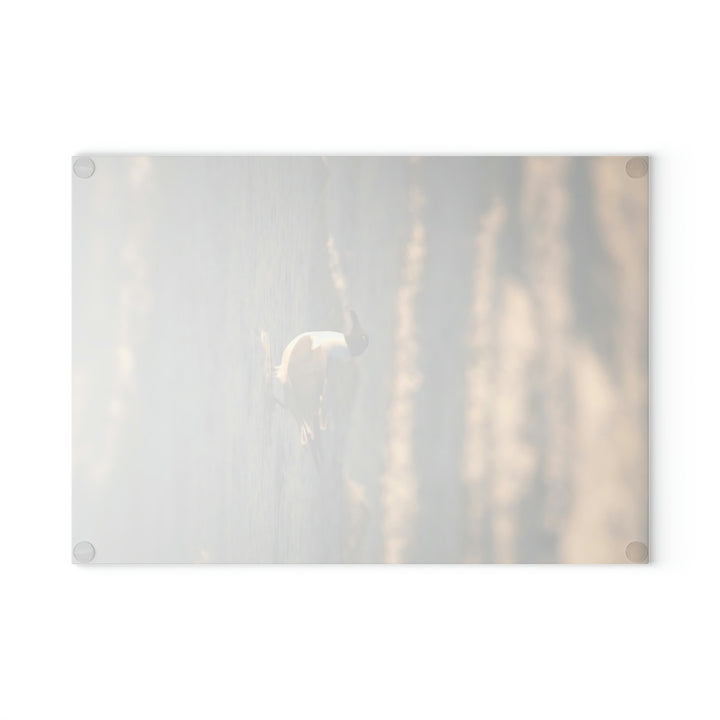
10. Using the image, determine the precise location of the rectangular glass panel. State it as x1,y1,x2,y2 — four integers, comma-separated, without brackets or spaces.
72,156,648,563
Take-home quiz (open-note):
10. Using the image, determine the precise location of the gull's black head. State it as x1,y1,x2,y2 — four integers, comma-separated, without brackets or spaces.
345,310,369,356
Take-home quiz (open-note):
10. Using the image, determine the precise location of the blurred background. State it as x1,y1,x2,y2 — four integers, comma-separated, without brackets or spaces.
72,156,648,563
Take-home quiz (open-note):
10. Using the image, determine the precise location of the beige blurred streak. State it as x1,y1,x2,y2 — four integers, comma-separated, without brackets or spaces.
129,156,151,188
326,235,349,311
491,280,539,562
523,157,572,535
461,199,505,561
561,157,648,562
75,158,154,489
381,160,426,563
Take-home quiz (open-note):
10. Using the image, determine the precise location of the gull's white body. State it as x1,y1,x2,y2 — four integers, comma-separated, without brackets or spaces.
275,331,351,385
261,312,368,460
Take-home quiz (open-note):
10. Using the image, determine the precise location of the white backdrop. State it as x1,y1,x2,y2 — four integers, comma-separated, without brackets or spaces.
0,1,717,718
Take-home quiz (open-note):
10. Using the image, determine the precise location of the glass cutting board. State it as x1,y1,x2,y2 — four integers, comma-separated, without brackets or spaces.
72,155,648,563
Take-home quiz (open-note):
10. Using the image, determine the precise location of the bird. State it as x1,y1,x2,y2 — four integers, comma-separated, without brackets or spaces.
262,311,368,461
